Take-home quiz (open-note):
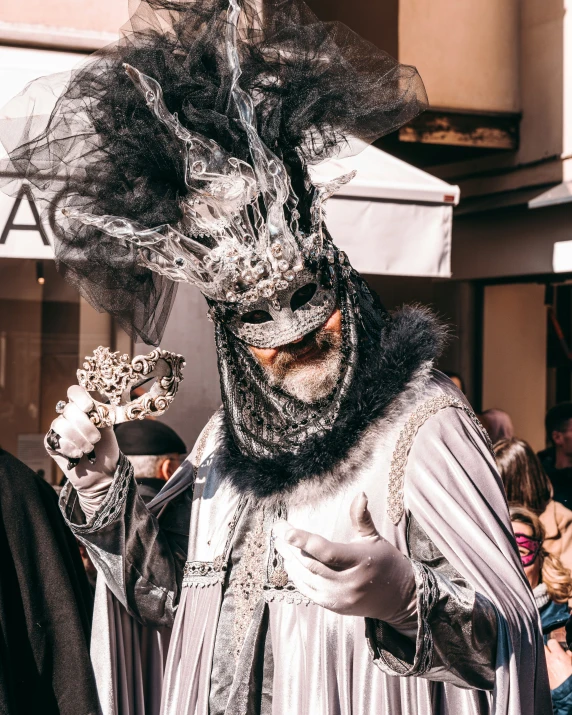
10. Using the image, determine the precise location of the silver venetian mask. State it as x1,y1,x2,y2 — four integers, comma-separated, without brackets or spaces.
225,267,337,348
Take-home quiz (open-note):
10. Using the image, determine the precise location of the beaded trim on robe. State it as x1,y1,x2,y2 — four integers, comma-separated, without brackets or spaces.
232,508,268,656
182,497,247,588
61,452,133,534
182,558,227,587
387,395,493,524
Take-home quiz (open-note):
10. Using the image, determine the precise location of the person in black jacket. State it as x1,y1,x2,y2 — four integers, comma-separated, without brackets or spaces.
539,403,572,510
0,448,99,715
114,419,187,504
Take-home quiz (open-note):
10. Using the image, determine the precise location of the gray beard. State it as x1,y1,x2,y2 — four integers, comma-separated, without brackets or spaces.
263,330,342,403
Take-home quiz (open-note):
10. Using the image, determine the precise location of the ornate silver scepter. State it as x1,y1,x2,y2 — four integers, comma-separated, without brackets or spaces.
49,346,185,469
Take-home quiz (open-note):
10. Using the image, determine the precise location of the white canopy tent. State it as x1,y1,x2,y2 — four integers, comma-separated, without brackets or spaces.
309,144,460,278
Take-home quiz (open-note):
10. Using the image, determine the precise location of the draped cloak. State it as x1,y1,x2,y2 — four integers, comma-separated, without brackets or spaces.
0,449,99,715
61,371,551,715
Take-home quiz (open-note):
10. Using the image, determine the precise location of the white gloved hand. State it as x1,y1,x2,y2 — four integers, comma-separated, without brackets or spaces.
45,385,120,517
273,492,416,623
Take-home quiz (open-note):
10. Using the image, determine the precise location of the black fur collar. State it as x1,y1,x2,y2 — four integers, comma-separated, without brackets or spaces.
214,306,446,498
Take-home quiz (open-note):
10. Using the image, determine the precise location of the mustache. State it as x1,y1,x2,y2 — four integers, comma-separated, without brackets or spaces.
272,325,341,374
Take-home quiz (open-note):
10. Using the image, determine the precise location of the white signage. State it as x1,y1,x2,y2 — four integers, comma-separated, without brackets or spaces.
553,240,572,273
0,45,85,260
0,185,54,259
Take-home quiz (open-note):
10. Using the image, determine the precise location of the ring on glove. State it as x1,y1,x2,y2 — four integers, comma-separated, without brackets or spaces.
46,428,97,471
46,427,61,452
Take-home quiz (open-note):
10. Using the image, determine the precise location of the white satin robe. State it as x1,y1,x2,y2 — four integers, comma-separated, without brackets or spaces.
158,371,550,715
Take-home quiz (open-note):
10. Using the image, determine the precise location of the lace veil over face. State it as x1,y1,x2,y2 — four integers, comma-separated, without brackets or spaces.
0,0,427,460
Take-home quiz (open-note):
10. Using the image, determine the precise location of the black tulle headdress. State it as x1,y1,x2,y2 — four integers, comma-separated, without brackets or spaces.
0,0,426,345
0,0,429,476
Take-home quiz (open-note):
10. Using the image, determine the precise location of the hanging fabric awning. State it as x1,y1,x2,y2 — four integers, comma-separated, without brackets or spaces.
309,143,460,277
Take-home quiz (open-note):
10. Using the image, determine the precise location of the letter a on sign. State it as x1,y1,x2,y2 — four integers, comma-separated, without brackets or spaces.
0,184,50,247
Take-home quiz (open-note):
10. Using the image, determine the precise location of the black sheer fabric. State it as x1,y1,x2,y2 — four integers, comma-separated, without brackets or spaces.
0,0,426,345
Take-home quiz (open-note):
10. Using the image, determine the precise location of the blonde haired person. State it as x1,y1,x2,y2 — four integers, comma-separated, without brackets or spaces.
495,437,572,576
510,506,572,714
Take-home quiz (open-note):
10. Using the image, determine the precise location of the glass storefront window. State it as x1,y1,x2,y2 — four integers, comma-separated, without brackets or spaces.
0,258,79,481
0,256,132,482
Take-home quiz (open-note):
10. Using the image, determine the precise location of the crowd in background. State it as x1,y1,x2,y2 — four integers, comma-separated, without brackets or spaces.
445,371,572,714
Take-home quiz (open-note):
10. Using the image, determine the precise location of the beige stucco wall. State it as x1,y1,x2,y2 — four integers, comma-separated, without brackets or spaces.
399,0,520,112
136,282,222,454
482,283,546,451
2,0,128,34
519,0,564,166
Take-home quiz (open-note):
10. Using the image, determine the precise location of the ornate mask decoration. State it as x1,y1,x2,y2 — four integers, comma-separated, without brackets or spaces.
0,0,426,348
77,346,186,427
62,0,356,348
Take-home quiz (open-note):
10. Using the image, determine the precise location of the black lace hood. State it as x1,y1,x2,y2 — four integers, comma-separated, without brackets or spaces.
215,304,447,498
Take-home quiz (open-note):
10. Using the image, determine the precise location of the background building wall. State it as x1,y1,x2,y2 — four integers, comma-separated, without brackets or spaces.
452,204,572,280
136,283,221,452
2,0,127,30
399,0,520,113
307,0,398,58
482,283,547,450
519,0,564,167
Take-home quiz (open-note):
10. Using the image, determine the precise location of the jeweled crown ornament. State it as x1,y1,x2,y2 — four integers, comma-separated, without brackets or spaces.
63,0,354,322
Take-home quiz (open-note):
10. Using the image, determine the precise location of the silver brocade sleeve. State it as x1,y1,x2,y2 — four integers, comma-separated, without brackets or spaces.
59,453,191,627
366,514,497,690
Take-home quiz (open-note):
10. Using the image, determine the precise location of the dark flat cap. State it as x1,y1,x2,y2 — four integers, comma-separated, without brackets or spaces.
115,420,187,456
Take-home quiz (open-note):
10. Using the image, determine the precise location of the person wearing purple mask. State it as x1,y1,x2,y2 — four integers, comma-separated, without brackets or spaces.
511,506,572,715
495,437,572,577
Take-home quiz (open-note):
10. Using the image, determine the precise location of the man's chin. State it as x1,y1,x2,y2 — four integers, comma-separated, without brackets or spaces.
278,359,341,404
262,328,343,403
282,385,334,403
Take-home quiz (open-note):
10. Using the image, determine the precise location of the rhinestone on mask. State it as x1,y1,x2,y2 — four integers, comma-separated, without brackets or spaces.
259,280,276,298
270,242,283,258
244,289,259,303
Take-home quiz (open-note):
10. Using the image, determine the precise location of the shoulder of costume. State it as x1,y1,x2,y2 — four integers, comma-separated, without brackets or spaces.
190,407,225,465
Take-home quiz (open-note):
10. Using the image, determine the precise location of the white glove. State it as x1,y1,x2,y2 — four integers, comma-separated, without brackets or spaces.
45,385,120,518
273,492,416,624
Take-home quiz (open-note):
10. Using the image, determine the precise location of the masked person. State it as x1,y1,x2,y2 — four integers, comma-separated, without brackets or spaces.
510,506,572,715
0,0,550,713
